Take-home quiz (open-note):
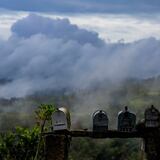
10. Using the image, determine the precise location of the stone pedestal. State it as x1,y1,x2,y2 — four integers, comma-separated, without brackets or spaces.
144,129,160,160
45,135,70,160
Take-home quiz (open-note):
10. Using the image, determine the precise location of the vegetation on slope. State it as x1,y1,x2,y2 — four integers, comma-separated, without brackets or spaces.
0,77,160,159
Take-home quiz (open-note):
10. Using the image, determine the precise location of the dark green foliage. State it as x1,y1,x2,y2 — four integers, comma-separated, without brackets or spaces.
0,127,42,160
69,138,141,160
0,104,56,160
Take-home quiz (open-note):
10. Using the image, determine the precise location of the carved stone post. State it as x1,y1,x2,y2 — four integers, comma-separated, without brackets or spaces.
45,135,70,160
143,105,160,160
144,129,160,160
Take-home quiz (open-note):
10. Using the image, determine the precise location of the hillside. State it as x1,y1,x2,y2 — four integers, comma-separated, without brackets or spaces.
0,77,160,159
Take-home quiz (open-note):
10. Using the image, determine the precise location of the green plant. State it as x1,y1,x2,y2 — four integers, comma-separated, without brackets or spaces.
0,127,40,160
0,104,56,160
34,104,56,160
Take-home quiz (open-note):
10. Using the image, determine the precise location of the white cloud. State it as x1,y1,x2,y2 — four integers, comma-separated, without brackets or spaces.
0,14,160,98
62,14,160,42
1,11,160,42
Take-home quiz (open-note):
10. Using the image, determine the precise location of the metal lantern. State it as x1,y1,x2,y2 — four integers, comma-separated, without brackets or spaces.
118,106,136,132
93,110,109,132
52,107,71,131
145,105,160,128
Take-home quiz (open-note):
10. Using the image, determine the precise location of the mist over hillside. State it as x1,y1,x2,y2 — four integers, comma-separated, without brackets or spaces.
0,14,160,98
0,76,160,131
0,14,160,132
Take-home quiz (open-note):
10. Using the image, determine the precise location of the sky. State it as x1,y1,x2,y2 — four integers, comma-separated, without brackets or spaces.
0,1,160,42
0,0,160,13
0,1,160,97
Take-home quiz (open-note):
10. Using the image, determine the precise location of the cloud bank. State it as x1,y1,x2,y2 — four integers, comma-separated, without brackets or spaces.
0,14,160,97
